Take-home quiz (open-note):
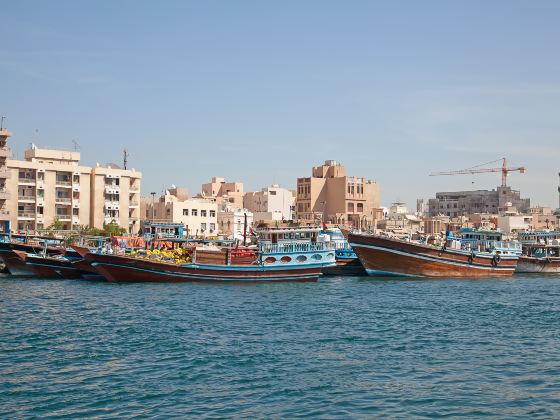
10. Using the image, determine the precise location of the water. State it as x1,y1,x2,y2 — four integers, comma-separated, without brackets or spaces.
2,274,560,418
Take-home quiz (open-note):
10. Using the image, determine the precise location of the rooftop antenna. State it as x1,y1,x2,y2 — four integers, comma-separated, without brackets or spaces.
0,116,6,130
72,139,80,151
123,148,129,170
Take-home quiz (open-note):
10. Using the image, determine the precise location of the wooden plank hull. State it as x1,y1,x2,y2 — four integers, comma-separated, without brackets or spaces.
0,248,34,275
84,253,323,283
349,233,518,278
516,256,560,273
0,242,64,275
322,257,367,276
22,254,86,279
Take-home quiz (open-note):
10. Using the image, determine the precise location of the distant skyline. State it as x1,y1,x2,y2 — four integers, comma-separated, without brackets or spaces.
2,1,559,208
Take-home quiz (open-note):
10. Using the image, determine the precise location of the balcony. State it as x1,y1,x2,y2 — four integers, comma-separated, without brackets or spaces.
105,185,120,194
0,189,10,200
129,201,139,208
0,210,10,221
105,201,120,210
56,214,71,222
104,216,119,225
55,197,72,205
55,180,72,188
0,169,11,179
18,176,35,185
18,195,35,203
18,212,36,220
129,185,140,193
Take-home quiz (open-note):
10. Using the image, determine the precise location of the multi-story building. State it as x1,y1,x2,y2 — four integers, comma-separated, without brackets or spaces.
5,143,141,233
0,127,12,232
243,184,295,222
427,186,530,217
141,187,218,236
90,164,142,234
217,208,254,241
529,206,557,231
295,160,380,229
200,176,244,209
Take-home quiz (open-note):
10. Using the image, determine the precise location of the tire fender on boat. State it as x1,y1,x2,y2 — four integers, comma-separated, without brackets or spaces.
492,254,501,266
468,253,474,265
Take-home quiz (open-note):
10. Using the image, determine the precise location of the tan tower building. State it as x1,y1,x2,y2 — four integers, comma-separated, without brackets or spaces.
295,160,380,229
0,126,12,233
5,142,141,233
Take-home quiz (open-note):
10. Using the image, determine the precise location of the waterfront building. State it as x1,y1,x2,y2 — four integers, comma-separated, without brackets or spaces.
497,213,533,234
243,184,295,222
5,144,141,233
141,187,218,237
0,127,11,233
217,208,254,241
295,160,380,229
428,185,530,217
529,206,557,231
200,176,244,210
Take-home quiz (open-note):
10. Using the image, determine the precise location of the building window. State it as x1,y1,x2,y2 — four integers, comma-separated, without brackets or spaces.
166,208,171,216
201,210,207,217
270,191,276,195
201,223,207,232
357,203,363,213
210,223,215,232
348,203,354,212
183,209,189,216
192,209,198,216
210,210,215,217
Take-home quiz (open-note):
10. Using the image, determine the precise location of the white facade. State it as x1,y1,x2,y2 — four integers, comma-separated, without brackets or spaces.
243,184,294,222
142,190,218,236
217,208,254,241
497,215,533,233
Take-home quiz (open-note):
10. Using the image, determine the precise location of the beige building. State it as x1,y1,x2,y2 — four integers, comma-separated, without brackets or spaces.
217,208,254,241
296,160,380,229
0,128,11,233
5,143,141,233
141,187,218,236
200,176,244,209
529,206,557,231
243,184,295,222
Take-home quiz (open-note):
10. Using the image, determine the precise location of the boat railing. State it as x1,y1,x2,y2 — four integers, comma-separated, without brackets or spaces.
259,242,335,254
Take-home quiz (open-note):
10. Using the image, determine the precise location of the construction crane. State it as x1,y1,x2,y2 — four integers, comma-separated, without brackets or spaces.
429,158,526,187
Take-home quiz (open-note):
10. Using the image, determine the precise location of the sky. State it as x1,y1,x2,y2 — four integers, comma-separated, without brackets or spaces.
1,0,560,209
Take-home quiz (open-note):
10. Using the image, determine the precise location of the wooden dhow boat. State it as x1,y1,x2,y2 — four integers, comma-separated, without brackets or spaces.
320,228,366,276
0,237,65,275
516,232,560,273
73,227,336,283
348,230,521,278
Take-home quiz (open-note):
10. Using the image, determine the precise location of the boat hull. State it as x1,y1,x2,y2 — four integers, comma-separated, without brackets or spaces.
349,233,518,278
22,253,87,279
0,242,64,276
84,253,324,283
516,256,560,273
322,257,367,276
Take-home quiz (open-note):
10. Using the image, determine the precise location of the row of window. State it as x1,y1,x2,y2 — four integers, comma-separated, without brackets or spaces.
347,184,363,195
182,209,215,217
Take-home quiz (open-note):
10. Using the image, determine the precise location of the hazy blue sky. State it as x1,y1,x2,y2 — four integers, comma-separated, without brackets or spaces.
2,1,559,208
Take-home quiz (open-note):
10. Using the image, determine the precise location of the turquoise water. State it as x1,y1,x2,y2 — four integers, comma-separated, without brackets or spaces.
2,274,560,418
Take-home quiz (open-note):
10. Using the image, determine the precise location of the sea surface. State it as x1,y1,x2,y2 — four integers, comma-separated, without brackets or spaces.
2,274,560,418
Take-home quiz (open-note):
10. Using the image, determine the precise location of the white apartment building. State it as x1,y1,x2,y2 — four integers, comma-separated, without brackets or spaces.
5,144,141,233
243,184,295,222
141,188,218,236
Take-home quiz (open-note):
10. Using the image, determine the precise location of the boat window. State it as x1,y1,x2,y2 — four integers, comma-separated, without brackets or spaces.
264,256,276,264
296,255,307,262
280,256,292,263
311,254,323,260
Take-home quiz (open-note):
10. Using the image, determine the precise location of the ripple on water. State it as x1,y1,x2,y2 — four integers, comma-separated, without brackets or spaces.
2,275,560,418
